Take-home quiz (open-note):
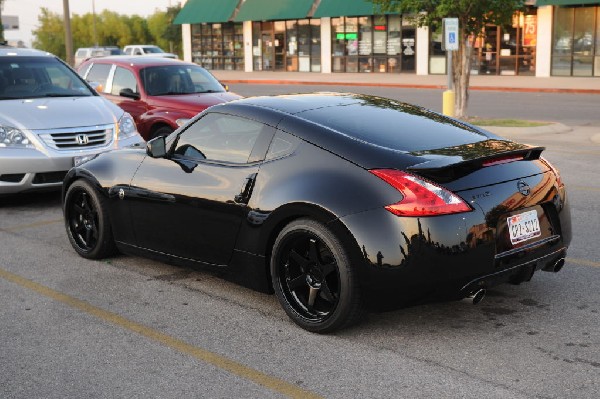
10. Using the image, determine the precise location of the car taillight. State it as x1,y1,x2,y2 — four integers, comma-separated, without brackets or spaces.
541,157,564,187
370,169,472,217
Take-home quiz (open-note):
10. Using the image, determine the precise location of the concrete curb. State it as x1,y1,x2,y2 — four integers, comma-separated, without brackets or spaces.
482,123,572,137
220,79,600,94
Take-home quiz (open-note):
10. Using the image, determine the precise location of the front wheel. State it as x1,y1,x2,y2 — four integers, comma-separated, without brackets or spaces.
64,180,117,259
270,219,364,333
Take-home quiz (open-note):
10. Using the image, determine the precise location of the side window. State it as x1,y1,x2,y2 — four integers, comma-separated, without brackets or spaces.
266,130,299,160
111,67,137,96
85,63,112,92
174,113,267,164
124,48,132,55
134,48,143,55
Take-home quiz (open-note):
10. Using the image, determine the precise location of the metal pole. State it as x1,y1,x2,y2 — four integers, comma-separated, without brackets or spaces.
92,0,98,47
63,0,74,65
447,50,453,91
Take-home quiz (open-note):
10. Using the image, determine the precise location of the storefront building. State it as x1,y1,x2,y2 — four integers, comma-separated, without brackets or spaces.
175,0,600,78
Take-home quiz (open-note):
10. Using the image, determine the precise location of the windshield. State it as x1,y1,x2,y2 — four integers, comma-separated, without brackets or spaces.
142,46,164,54
0,56,94,100
141,65,225,96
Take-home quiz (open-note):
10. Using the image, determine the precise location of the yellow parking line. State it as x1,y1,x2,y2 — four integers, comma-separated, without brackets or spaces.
0,267,322,399
570,185,600,192
567,258,600,268
0,219,63,232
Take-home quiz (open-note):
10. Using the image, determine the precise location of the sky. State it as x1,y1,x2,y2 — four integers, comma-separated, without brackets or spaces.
3,0,181,47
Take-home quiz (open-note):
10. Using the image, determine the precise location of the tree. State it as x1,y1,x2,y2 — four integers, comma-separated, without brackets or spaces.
32,8,66,58
31,7,183,61
372,0,525,118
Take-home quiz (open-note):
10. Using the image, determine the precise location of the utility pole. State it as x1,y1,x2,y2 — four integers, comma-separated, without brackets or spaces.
63,0,73,65
0,0,5,43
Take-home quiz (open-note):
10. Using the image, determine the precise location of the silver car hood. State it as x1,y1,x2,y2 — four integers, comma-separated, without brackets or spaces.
0,96,123,130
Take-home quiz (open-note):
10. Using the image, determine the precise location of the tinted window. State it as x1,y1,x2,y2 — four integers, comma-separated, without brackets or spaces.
266,131,299,160
174,113,265,164
85,63,112,92
111,67,137,96
141,65,224,95
0,56,93,99
298,98,487,152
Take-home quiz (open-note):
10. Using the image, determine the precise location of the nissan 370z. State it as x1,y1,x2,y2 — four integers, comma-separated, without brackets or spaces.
62,93,571,333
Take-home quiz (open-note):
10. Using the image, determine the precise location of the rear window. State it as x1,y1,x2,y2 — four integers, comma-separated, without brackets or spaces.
298,100,488,152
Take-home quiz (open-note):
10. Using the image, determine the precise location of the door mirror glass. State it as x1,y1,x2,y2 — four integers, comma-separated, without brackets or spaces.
147,136,167,158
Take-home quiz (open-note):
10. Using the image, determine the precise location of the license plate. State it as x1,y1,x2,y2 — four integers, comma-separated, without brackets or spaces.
507,209,541,245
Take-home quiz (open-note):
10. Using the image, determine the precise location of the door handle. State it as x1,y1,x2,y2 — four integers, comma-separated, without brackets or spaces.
234,173,257,204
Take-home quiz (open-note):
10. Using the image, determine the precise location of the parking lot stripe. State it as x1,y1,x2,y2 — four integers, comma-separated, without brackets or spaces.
571,185,600,192
567,258,600,268
0,219,63,232
0,267,322,399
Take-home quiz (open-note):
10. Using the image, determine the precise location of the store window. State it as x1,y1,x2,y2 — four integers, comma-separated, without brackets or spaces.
552,6,599,77
332,15,414,73
464,9,536,76
252,19,321,72
190,22,244,71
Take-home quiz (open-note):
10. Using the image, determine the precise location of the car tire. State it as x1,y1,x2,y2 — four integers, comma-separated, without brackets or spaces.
151,126,173,140
270,219,364,333
64,179,117,259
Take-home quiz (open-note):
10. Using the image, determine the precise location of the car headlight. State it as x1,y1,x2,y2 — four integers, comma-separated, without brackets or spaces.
117,113,138,139
0,125,34,148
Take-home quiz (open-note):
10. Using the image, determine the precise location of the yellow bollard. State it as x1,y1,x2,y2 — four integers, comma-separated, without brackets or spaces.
442,90,455,117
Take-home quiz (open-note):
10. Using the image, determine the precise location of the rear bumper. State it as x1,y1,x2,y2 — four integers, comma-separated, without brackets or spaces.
336,201,571,308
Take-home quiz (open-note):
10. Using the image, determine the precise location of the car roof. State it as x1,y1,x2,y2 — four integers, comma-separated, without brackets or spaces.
0,48,55,57
82,55,188,68
214,93,493,170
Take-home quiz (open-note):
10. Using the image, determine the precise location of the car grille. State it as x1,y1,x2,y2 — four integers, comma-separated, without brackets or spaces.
32,171,68,184
0,174,26,183
37,124,114,150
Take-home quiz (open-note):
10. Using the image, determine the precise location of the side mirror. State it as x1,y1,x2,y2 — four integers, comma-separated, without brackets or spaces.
146,135,167,158
119,88,141,100
221,82,229,92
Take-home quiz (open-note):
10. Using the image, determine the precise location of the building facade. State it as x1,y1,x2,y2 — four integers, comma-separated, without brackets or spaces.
175,0,600,78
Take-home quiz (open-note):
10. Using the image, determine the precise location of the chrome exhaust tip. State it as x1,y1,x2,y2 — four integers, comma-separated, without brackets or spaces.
466,288,486,305
552,258,565,273
543,258,565,273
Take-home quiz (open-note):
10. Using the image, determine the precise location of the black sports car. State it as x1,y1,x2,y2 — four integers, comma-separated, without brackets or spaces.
62,93,571,333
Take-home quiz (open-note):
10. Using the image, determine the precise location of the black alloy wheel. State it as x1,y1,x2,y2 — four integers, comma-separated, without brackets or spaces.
271,219,363,333
64,180,116,259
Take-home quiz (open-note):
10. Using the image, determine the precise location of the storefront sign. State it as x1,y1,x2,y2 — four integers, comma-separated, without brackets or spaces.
523,15,537,47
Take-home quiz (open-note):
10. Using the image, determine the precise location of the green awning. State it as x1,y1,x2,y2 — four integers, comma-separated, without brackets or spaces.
313,0,385,18
536,0,600,5
173,0,239,24
234,0,314,22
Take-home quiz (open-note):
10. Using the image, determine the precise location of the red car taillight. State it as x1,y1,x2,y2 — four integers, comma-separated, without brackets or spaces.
370,169,472,217
541,157,564,187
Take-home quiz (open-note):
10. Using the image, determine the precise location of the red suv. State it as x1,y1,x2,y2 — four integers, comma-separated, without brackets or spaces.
77,56,241,140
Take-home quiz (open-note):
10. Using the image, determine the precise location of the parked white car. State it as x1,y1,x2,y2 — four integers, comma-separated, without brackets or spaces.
122,45,177,59
0,48,144,195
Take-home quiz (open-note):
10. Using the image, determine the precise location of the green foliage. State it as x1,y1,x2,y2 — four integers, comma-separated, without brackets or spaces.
372,0,525,34
31,6,182,61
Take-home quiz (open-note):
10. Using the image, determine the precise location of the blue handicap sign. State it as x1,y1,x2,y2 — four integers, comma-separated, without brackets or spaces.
449,32,456,44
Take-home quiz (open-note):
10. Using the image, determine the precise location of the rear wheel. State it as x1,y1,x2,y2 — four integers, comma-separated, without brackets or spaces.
270,219,364,333
64,180,117,259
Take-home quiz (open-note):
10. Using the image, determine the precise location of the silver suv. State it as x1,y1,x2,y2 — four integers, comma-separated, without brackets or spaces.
0,48,143,195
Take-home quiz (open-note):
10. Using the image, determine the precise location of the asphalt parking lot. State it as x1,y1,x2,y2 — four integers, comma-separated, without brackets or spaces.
1,114,599,398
